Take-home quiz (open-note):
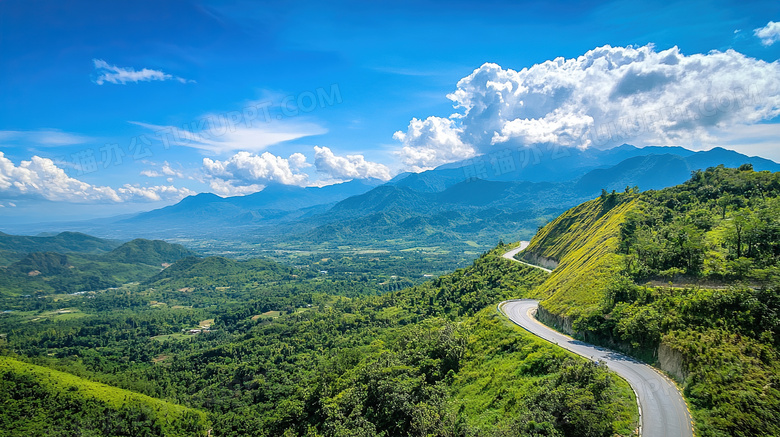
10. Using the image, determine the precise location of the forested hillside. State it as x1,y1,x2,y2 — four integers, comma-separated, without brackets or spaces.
0,238,195,296
0,231,121,267
520,165,780,437
0,245,638,436
0,231,120,257
0,356,208,436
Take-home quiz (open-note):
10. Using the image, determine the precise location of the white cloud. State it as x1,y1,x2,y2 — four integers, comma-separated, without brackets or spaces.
0,152,193,203
117,184,196,202
132,118,327,154
202,151,310,196
93,59,193,85
492,112,594,146
754,21,780,46
140,161,184,179
0,129,91,147
288,152,311,169
207,179,265,197
394,45,780,168
392,116,476,171
313,146,392,181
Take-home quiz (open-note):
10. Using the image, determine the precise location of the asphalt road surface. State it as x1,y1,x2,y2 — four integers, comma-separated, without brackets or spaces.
499,244,693,437
500,241,552,273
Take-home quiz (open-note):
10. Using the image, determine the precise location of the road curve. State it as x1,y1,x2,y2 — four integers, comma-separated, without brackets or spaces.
501,241,552,273
499,245,693,437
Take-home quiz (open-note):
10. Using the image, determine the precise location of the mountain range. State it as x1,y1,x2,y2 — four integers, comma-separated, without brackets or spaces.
2,145,778,251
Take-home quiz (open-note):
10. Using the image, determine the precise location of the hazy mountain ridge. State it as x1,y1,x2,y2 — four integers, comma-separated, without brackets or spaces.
283,147,779,249
0,231,120,255
2,145,778,250
0,238,198,296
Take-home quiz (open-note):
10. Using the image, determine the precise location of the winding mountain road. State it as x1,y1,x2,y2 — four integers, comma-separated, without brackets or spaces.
501,241,552,272
499,243,693,437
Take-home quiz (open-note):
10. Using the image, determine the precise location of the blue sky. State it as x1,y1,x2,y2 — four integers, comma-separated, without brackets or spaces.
1,0,779,223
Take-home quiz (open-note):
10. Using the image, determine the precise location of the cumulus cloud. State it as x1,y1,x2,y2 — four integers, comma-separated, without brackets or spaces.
93,59,193,85
393,45,780,169
116,184,196,202
202,151,310,196
313,146,392,181
755,21,780,46
0,152,193,203
288,152,311,170
392,117,476,171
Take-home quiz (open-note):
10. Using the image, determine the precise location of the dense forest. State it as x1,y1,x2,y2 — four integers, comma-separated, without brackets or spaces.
0,244,638,436
618,164,780,282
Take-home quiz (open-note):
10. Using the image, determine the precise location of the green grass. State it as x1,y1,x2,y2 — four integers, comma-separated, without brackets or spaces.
525,196,636,317
8,308,90,323
0,356,209,436
450,308,639,435
150,333,190,342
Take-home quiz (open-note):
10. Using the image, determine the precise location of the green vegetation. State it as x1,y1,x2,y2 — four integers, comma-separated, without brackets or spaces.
0,231,120,260
0,238,195,296
576,281,780,436
521,194,636,316
451,308,637,436
619,164,780,283
525,166,780,436
106,239,196,266
0,244,637,436
0,356,208,436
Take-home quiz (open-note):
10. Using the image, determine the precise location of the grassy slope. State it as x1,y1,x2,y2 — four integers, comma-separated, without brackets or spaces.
451,307,638,436
522,195,636,316
0,356,209,436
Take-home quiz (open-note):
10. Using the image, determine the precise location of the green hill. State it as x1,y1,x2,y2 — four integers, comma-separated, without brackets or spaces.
0,356,209,436
520,193,637,319
0,236,200,296
10,251,73,276
519,165,780,436
0,231,120,268
0,231,119,256
106,239,197,266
